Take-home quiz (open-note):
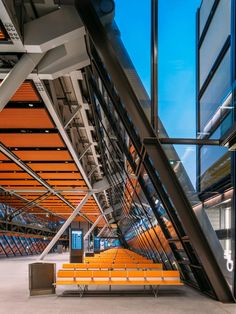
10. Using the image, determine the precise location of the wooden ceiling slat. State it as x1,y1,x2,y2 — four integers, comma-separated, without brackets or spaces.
10,82,40,102
0,134,65,147
0,108,54,128
27,163,78,171
15,151,72,161
39,173,82,179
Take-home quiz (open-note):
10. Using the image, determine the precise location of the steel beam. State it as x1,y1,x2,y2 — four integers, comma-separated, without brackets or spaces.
151,0,158,132
97,225,107,237
39,193,91,260
158,138,220,146
64,106,82,129
84,215,103,240
75,1,234,302
0,53,44,111
0,143,91,223
33,76,109,226
0,186,61,219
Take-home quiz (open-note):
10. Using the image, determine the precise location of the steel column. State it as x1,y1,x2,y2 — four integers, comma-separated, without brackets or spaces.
151,0,158,132
39,193,91,260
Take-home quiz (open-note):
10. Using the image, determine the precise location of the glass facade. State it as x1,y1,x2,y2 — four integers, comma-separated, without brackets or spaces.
197,0,235,294
80,0,235,299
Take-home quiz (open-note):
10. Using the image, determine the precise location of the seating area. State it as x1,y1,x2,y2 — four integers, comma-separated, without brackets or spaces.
55,248,183,297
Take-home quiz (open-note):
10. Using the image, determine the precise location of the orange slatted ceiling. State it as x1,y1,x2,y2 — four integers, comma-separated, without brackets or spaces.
0,80,105,226
0,81,40,101
0,29,5,40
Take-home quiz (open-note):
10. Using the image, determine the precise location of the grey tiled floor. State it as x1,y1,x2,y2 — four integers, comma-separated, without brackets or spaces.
0,253,235,314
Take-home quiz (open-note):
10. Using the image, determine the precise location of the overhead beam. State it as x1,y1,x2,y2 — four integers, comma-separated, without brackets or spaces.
0,53,44,112
39,192,91,260
33,77,109,226
158,138,220,146
0,143,92,223
0,186,61,219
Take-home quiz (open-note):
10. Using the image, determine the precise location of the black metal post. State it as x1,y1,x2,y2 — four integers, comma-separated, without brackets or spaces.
151,0,158,133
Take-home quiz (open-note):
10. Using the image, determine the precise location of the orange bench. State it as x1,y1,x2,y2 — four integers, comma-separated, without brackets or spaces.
55,269,183,297
62,263,162,270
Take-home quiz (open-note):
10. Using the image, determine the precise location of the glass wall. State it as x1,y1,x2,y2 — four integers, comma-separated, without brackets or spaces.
199,0,231,88
197,0,235,293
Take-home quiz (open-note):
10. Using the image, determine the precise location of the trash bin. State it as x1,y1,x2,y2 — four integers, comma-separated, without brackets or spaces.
29,262,56,296
57,244,63,254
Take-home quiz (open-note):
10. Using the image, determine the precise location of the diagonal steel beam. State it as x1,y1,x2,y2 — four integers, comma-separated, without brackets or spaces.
0,53,45,111
33,76,109,226
84,215,103,241
39,192,91,260
0,143,92,224
64,105,82,129
0,186,61,219
97,225,107,237
84,207,113,240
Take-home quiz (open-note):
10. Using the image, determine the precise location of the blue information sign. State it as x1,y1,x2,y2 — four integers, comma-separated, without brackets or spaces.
94,237,100,251
71,230,83,250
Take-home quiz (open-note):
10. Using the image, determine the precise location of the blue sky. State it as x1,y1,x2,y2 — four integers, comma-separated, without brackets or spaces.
115,0,201,186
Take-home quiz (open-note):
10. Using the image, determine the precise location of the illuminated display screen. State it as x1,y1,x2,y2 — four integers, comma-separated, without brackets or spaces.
94,237,100,250
71,230,83,250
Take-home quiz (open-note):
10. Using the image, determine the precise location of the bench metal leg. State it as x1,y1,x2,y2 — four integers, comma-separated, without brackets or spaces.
154,285,159,298
150,285,159,298
77,285,86,297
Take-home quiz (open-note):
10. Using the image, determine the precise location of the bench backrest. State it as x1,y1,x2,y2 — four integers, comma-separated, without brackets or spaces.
58,269,181,280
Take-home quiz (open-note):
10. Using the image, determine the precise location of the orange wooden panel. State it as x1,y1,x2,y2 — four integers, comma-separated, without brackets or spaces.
28,163,78,171
15,151,72,161
0,30,5,39
0,180,41,185
0,163,21,171
46,180,85,186
8,186,47,190
40,173,82,179
64,195,96,199
0,134,64,147
0,153,9,161
0,172,32,179
10,82,40,102
0,108,54,128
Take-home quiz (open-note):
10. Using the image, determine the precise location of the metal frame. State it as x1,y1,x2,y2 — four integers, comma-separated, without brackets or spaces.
39,192,91,260
32,76,109,226
75,0,235,302
0,143,92,224
151,0,158,132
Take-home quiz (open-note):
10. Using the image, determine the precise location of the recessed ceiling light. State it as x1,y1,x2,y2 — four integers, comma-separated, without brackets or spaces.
57,148,61,151
29,103,34,107
15,148,18,150
45,130,49,133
